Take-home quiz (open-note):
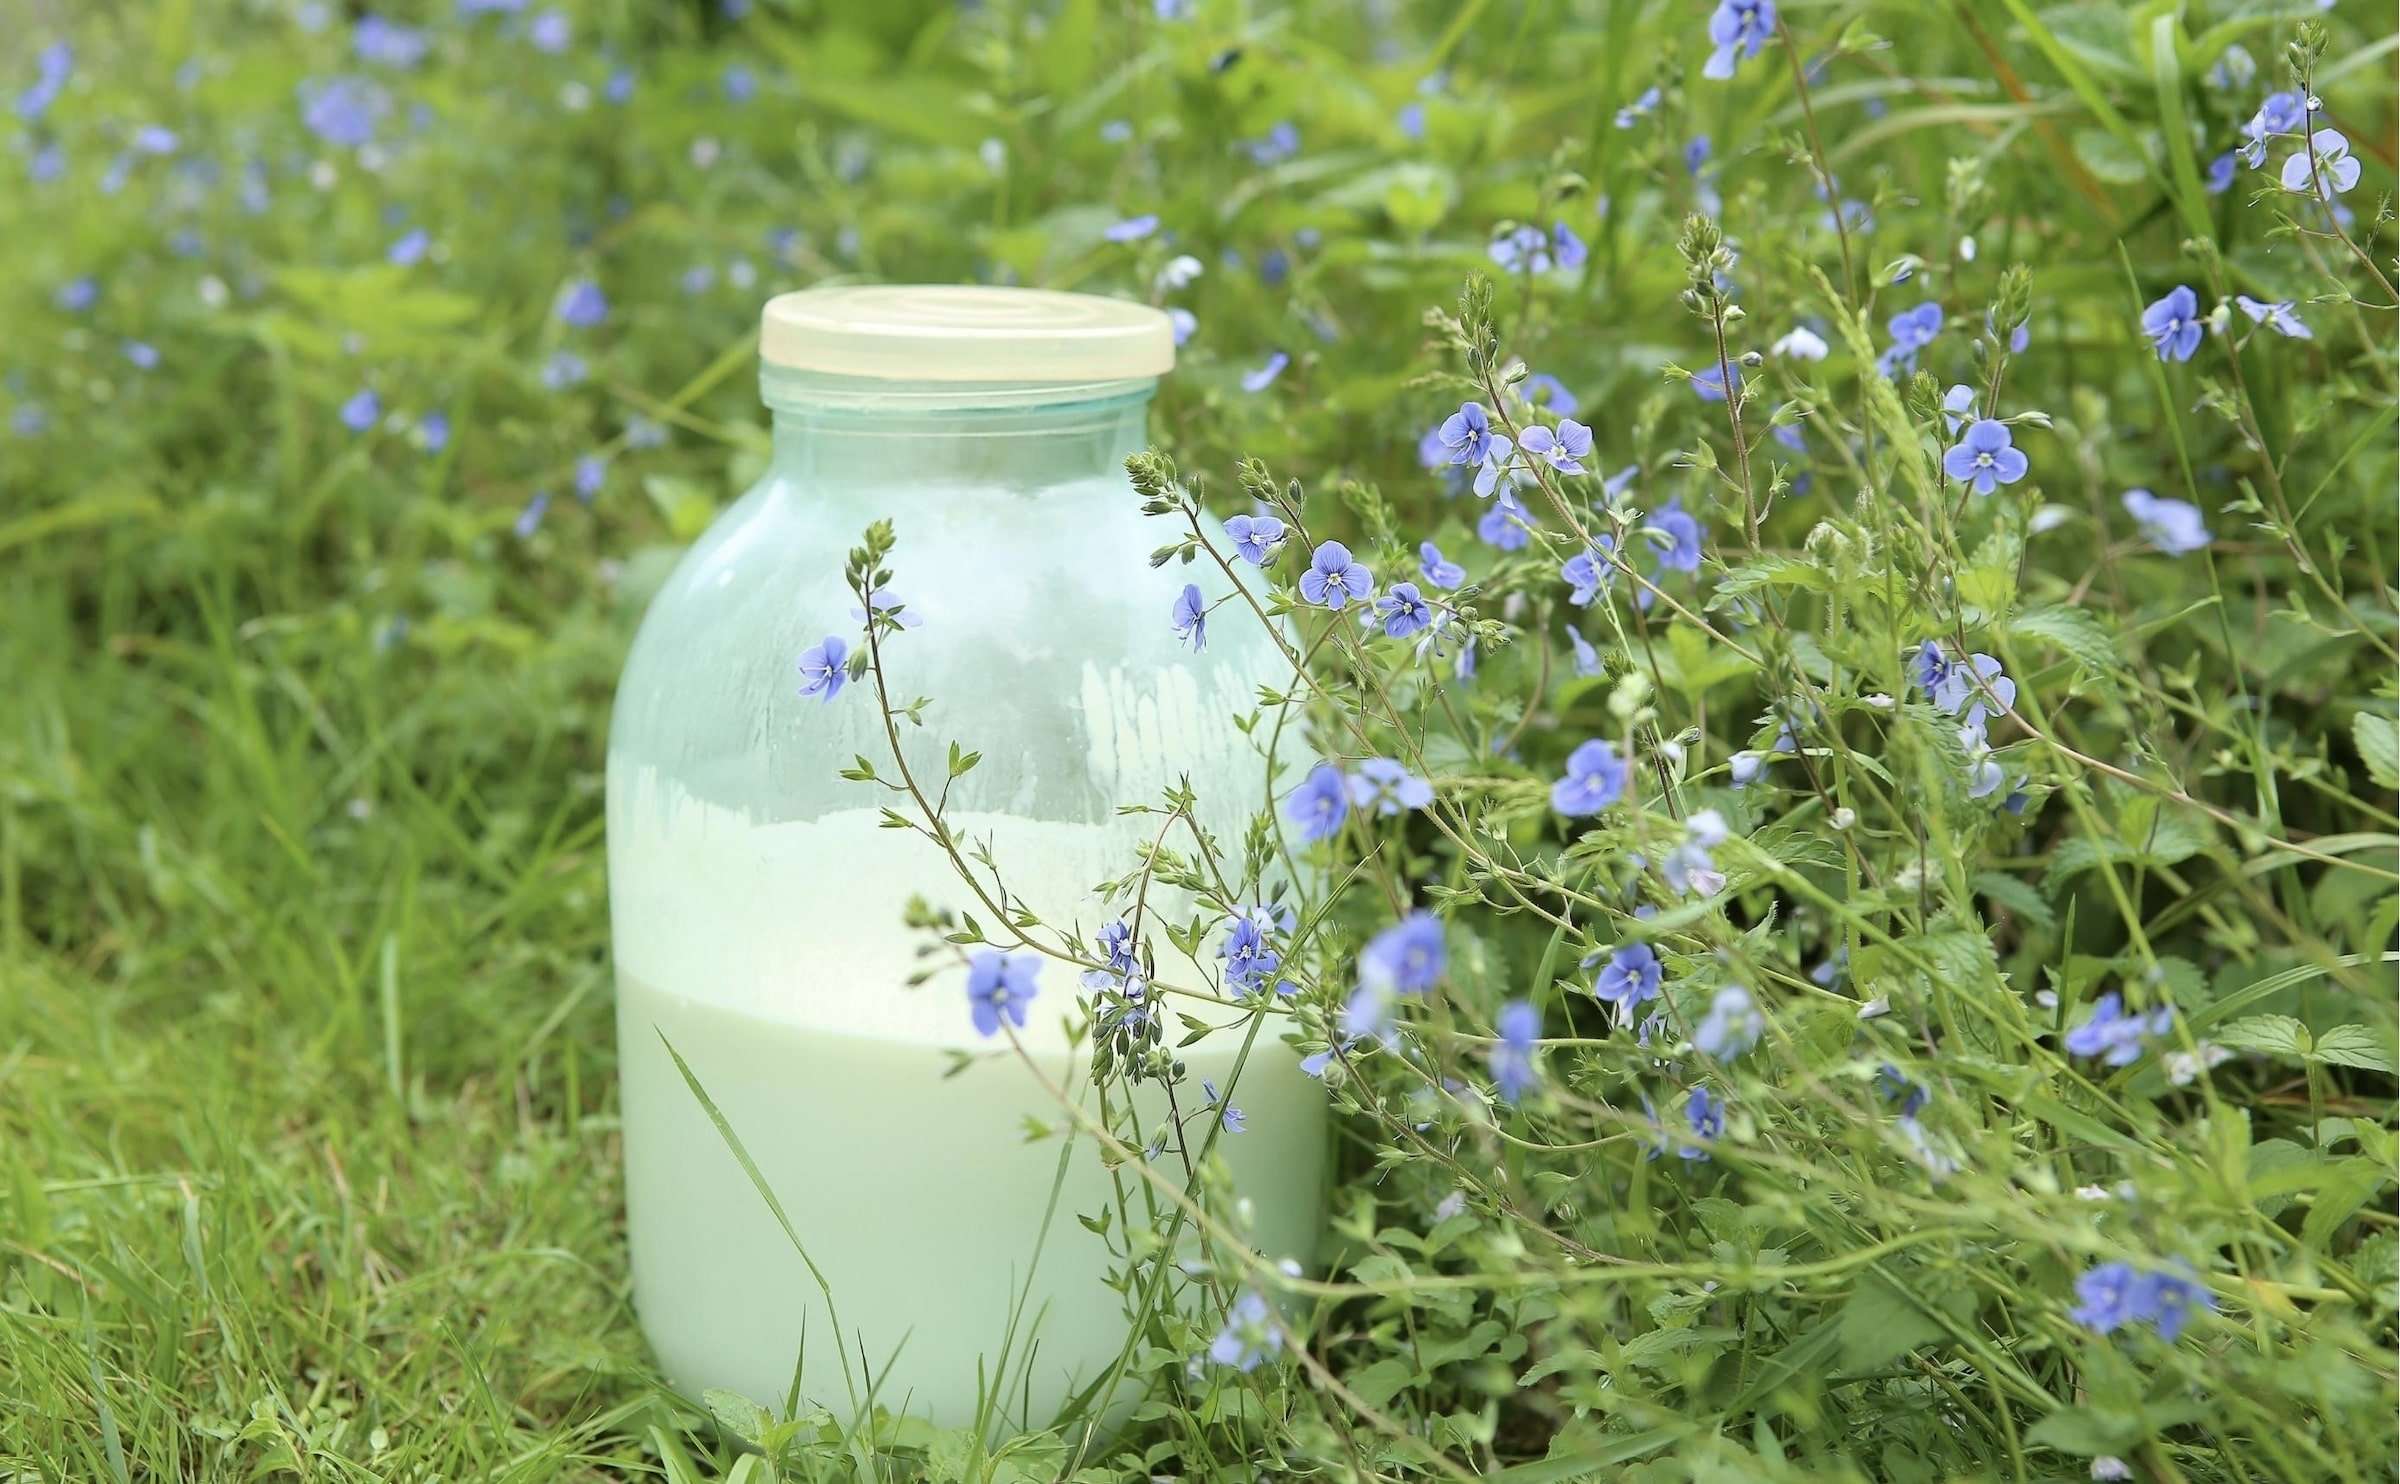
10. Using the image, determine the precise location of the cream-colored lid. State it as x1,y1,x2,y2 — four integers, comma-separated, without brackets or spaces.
760,284,1174,382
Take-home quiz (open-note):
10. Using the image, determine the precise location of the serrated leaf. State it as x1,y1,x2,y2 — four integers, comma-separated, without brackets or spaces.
2309,1025,2396,1073
1956,565,2018,619
1973,870,2056,932
1613,1325,1736,1371
1709,554,1829,603
2010,603,2118,679
1518,1347,1605,1387
2353,712,2399,790
2214,1014,2309,1058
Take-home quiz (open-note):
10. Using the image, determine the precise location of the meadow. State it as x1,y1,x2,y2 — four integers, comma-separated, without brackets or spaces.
1,1,2395,1480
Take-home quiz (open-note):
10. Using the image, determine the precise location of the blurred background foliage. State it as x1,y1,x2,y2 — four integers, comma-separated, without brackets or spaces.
0,0,2394,1479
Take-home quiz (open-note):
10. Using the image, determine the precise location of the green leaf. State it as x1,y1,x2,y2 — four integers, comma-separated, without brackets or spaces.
1956,564,2019,620
2028,1403,2144,1456
1837,1271,1951,1370
1710,553,1831,603
704,1390,772,1444
2214,1014,2309,1058
1974,870,2057,933
2010,603,2117,679
2309,1025,2397,1073
2353,712,2399,791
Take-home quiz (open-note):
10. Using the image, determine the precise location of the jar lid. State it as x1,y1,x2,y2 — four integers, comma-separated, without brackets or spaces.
760,284,1174,383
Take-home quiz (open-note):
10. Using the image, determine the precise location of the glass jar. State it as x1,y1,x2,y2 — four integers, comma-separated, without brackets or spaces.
608,286,1325,1428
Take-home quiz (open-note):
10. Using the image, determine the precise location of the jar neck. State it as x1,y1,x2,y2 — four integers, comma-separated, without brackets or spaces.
762,367,1155,490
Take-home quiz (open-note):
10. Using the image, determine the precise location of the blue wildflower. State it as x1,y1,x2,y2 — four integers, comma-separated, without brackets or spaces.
1702,0,1776,80
1339,981,1395,1049
1876,1064,1930,1117
722,64,757,103
541,351,587,389
1645,498,1704,574
1244,121,1300,166
1594,943,1662,1015
1489,222,1586,273
1942,419,2028,495
1877,301,1943,375
1941,384,1978,436
1361,911,1445,994
1240,351,1289,392
513,491,550,539
1104,213,1159,243
2121,489,2211,555
1225,512,1285,565
1663,809,1731,897
16,41,72,123
1615,86,1661,129
1418,540,1466,590
1347,757,1434,816
54,277,97,312
1561,538,1616,606
795,635,847,703
387,227,429,266
2072,1261,2213,1342
1095,920,1138,977
2064,991,2174,1066
1566,624,1601,677
1170,582,1207,651
341,388,380,432
2140,286,2204,362
1522,373,1578,416
1519,416,1593,474
964,950,1040,1037
1437,401,1507,471
555,279,609,328
1693,984,1761,1058
1375,581,1433,639
1551,738,1627,817
2205,150,2236,193
1679,1085,1723,1159
561,451,607,504
354,15,429,68
528,10,570,52
1911,640,1950,697
415,411,450,453
1299,540,1372,610
1932,651,2015,737
2238,90,2304,168
1207,1290,1283,1371
1478,488,1534,550
298,76,386,148
1217,915,1282,996
1286,762,1350,843
2233,295,2310,340
1691,362,1739,402
2280,128,2358,195
1490,1000,1540,1103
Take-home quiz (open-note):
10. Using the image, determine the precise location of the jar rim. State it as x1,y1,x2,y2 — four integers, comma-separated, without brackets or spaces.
760,284,1174,383
758,363,1157,416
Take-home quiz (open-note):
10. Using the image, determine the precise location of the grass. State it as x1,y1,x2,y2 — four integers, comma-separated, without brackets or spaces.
3,0,2397,1479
